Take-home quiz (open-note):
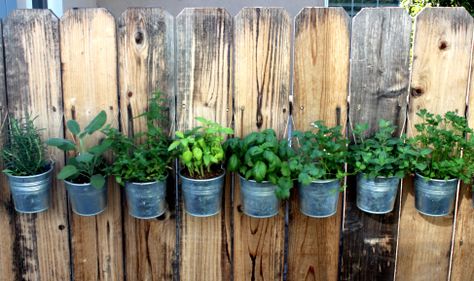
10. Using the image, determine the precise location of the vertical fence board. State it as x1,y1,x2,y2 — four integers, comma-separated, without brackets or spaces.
289,7,349,281
3,10,69,280
233,8,290,280
176,8,233,281
61,8,123,281
118,8,176,281
451,37,474,281
0,21,13,281
397,7,474,281
341,8,412,281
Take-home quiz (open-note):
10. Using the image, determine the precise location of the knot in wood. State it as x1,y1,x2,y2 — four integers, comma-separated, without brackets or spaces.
134,31,144,44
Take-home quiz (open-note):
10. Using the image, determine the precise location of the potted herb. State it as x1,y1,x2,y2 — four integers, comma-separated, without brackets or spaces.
225,129,295,218
292,121,348,218
2,114,54,213
168,117,233,217
350,120,413,214
103,93,172,219
47,111,110,216
409,109,471,216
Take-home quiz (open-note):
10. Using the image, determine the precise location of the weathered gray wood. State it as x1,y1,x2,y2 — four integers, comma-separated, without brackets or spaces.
341,8,412,281
233,8,291,281
3,9,70,280
290,7,350,281
176,8,233,280
118,8,176,280
61,8,123,281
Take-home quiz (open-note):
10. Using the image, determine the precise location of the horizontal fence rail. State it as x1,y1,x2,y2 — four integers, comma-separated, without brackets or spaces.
0,6,473,281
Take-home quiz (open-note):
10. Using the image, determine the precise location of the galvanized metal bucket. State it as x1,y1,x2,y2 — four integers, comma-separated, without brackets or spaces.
414,173,458,216
356,174,400,214
7,162,54,214
239,175,280,218
125,179,167,219
65,179,108,216
179,169,225,217
298,178,340,218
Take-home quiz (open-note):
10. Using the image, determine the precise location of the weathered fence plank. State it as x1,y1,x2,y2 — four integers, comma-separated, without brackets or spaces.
233,8,290,280
341,8,412,281
3,10,69,280
176,8,233,281
118,8,176,281
451,42,474,281
397,7,474,281
0,21,14,281
289,7,349,281
61,8,123,281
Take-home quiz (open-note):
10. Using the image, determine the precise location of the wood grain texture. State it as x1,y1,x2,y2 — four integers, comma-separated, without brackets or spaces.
0,21,14,281
450,30,474,281
61,8,123,281
341,8,412,281
3,10,70,281
233,8,290,281
289,7,349,281
176,8,233,281
118,8,176,281
397,7,474,281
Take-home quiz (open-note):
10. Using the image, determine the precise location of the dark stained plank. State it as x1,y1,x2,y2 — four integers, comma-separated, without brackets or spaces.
397,7,473,281
118,8,176,281
233,8,290,280
3,9,70,280
176,8,233,281
340,8,412,281
61,8,124,281
289,7,350,281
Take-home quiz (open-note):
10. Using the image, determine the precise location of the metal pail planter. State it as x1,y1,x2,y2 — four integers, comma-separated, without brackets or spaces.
65,179,108,216
239,175,280,218
125,179,167,219
414,173,458,216
298,178,340,218
7,162,54,213
179,169,225,217
356,174,400,214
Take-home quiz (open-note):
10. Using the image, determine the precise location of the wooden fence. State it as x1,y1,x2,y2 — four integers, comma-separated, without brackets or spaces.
0,6,473,281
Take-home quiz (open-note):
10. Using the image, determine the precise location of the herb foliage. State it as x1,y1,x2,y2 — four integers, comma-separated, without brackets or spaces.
2,114,49,176
225,129,296,199
168,117,233,179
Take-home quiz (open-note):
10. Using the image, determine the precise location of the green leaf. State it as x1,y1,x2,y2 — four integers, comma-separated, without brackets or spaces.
57,165,78,180
228,154,240,171
168,140,181,151
91,174,105,189
3,169,13,176
182,150,193,163
192,147,203,161
66,120,81,135
175,131,185,139
253,161,267,182
47,138,76,151
76,152,94,163
89,140,112,155
84,111,107,135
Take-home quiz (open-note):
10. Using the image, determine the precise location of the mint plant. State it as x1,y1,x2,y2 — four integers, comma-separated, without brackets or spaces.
224,129,296,199
350,119,414,179
292,121,348,185
409,109,472,182
2,114,49,176
47,111,110,188
168,117,233,179
103,92,172,185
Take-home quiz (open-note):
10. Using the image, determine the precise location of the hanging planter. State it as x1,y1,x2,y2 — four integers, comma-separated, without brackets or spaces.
180,169,225,217
414,173,458,216
298,178,340,218
169,117,233,217
239,175,280,218
356,174,400,214
65,180,108,216
125,179,168,219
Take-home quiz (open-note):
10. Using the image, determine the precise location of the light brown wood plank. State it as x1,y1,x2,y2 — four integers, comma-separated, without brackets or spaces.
118,8,176,281
451,36,474,281
234,8,290,280
397,7,474,281
0,21,14,281
341,8,412,281
61,8,123,281
176,8,233,281
290,7,349,281
3,10,69,280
